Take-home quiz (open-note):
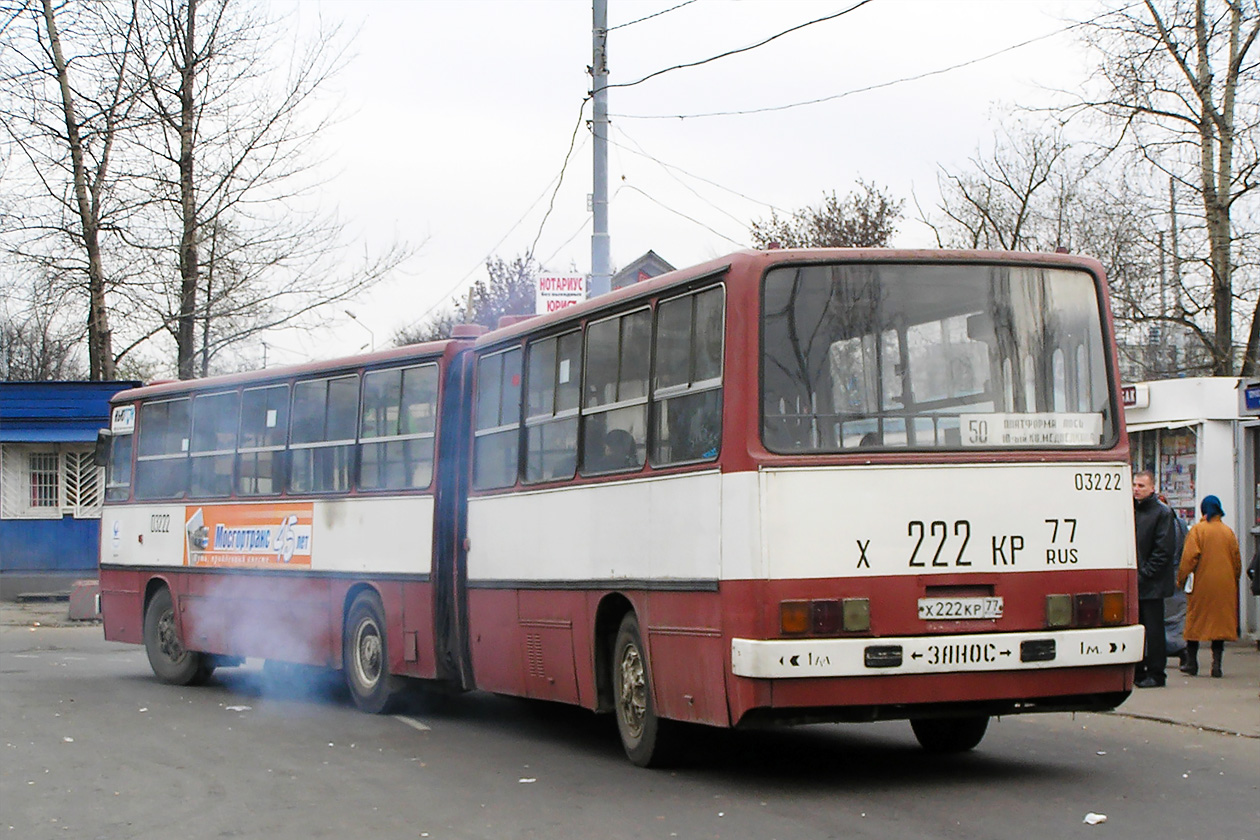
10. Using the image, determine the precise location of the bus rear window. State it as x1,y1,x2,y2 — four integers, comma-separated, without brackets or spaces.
762,263,1115,452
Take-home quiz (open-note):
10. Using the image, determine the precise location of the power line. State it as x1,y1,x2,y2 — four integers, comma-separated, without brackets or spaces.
607,0,697,32
619,184,747,247
542,215,593,268
529,98,591,260
611,133,748,229
610,124,786,217
409,118,591,326
613,11,1122,120
597,0,875,94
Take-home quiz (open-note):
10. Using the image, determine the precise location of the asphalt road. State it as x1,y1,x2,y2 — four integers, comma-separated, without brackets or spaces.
2,623,1257,840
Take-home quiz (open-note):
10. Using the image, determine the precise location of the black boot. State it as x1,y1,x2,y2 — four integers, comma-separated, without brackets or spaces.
1211,647,1223,678
1181,642,1198,675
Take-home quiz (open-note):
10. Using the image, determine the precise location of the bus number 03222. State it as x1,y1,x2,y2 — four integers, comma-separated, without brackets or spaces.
1073,472,1124,491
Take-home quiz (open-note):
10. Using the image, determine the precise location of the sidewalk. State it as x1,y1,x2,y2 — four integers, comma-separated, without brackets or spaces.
1108,640,1259,738
0,596,95,629
2,598,1254,737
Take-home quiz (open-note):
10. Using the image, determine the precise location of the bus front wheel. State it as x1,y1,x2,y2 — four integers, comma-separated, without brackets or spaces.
343,591,403,714
612,613,675,767
910,715,989,753
143,587,213,686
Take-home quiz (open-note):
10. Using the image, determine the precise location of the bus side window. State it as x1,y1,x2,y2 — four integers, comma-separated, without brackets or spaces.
289,375,358,494
134,398,190,500
238,385,288,496
581,309,649,475
651,285,724,466
360,363,438,491
190,391,239,498
523,332,580,484
472,347,523,490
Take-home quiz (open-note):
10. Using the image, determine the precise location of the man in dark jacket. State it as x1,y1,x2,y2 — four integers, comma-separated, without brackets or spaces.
1132,470,1177,687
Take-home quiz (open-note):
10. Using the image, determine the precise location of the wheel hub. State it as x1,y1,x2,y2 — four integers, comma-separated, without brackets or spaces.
355,623,383,684
157,610,185,661
617,643,647,739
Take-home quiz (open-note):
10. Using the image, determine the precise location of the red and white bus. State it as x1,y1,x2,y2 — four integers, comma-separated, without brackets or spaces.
98,248,1142,766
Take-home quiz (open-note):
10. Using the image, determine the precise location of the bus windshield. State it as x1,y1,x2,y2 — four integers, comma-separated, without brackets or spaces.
762,262,1116,452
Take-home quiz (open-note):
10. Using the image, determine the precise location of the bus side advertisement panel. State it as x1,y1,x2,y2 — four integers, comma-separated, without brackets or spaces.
183,503,314,569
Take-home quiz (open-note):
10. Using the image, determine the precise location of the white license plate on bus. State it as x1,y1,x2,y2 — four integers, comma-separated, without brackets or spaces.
917,597,1004,620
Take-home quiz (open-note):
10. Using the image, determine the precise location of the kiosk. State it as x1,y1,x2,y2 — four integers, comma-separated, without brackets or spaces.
1123,377,1259,639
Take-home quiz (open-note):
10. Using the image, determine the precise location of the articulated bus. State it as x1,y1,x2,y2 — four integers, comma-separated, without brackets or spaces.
97,248,1142,766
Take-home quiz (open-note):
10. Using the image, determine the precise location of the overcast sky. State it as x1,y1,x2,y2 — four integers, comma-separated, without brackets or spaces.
272,0,1096,362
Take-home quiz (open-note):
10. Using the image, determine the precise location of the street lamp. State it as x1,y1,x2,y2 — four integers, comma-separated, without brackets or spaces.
344,309,375,352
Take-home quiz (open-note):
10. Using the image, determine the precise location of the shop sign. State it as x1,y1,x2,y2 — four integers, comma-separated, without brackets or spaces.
1121,384,1149,409
1241,380,1260,415
535,274,586,314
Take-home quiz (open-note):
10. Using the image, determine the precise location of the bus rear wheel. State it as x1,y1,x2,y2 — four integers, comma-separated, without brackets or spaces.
612,613,675,767
343,591,403,714
143,587,213,686
910,715,989,753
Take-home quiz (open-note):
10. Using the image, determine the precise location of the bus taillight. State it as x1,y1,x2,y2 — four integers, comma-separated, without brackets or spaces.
1045,594,1073,628
1101,591,1126,625
1074,594,1103,627
842,598,870,632
781,598,870,636
781,601,810,635
1046,591,1126,628
812,600,842,634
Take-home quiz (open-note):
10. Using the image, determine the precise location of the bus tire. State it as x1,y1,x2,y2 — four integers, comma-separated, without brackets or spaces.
343,591,402,714
612,613,675,767
143,587,212,686
910,715,989,753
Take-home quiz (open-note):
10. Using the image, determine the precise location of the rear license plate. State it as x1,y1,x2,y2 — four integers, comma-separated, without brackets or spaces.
917,596,1003,620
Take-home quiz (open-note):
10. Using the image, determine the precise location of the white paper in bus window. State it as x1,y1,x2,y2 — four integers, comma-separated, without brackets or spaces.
959,413,1103,446
266,409,277,428
559,359,570,384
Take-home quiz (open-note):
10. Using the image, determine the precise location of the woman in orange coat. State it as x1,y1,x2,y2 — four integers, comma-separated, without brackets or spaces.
1176,495,1242,677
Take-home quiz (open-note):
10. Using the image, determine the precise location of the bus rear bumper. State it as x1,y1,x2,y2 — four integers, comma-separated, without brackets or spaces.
731,625,1144,679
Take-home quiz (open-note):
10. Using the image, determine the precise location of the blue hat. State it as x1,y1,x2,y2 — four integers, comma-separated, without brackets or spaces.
1201,495,1225,519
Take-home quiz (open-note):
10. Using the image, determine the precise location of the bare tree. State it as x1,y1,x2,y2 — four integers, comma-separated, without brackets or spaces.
127,0,409,379
0,271,87,380
750,181,903,249
1075,0,1260,375
0,0,141,379
396,254,541,345
1,0,413,380
925,123,1077,251
927,112,1245,380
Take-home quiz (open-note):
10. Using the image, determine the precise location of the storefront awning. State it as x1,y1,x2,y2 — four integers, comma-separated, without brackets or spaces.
1125,420,1201,433
0,426,104,443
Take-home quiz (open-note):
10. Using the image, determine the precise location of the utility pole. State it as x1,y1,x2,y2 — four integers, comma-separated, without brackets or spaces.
1169,177,1181,374
589,0,611,297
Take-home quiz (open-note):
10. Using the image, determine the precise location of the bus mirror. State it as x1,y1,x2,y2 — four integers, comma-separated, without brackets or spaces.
93,430,112,467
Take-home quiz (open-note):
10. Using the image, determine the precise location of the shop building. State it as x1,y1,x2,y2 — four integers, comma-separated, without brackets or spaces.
0,380,137,599
1123,376,1260,639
